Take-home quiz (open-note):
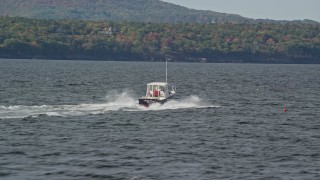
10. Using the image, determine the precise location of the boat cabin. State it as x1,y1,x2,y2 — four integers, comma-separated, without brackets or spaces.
139,82,175,107
145,82,171,99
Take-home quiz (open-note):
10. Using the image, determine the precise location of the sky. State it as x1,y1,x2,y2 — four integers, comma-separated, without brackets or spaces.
161,0,320,22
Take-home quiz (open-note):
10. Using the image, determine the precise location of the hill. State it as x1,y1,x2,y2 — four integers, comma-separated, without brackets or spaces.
1,0,317,24
0,0,254,23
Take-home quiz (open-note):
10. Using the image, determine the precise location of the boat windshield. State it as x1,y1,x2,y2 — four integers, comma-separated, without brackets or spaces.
146,85,167,97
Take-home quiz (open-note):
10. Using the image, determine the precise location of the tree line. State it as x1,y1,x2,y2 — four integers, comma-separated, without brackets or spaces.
0,16,319,63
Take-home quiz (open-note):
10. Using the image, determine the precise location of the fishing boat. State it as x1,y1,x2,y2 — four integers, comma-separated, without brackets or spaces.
138,60,176,107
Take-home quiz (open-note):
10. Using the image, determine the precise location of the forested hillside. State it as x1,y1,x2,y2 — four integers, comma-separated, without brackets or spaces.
0,16,319,63
0,0,250,23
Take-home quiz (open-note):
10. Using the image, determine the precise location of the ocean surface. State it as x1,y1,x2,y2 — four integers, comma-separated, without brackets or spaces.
0,59,319,179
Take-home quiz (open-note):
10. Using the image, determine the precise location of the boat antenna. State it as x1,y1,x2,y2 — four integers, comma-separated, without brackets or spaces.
166,58,168,83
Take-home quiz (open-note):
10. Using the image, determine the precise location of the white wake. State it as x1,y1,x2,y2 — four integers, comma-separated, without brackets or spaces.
0,91,220,119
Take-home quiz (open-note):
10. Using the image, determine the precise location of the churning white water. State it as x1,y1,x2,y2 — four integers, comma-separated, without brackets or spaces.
0,91,219,119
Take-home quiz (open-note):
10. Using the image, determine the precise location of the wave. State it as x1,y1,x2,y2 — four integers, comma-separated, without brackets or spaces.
0,91,220,119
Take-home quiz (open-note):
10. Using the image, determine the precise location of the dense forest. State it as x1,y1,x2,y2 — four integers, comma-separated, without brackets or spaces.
0,16,320,63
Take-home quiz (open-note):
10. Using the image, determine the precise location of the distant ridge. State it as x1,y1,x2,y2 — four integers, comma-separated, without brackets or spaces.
0,0,317,24
0,0,247,23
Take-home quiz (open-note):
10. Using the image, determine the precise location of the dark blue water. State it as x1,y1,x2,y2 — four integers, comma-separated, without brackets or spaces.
0,59,319,179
